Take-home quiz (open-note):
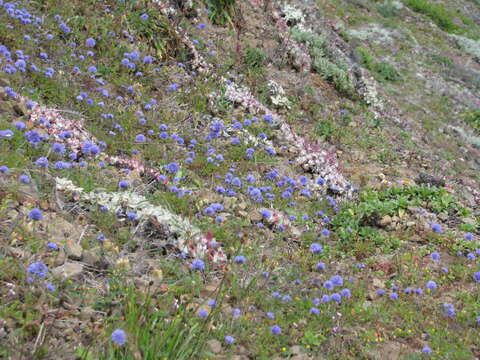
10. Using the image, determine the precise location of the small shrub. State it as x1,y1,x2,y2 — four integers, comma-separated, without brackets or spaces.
315,119,334,140
356,47,401,82
462,109,480,133
403,0,461,34
374,61,401,82
429,54,454,68
243,47,267,70
377,1,401,18
204,0,236,25
291,28,355,96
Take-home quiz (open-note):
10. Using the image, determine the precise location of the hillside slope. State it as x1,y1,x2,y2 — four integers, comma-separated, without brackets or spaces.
0,0,479,359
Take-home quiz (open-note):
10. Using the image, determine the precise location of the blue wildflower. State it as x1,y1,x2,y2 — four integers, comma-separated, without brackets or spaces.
111,329,126,346
85,38,96,47
270,325,281,335
28,208,43,221
191,259,205,271
27,261,48,278
427,280,437,291
310,243,323,254
234,255,246,264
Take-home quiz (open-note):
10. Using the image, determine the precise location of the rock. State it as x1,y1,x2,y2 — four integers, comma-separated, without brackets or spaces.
54,248,67,266
47,217,82,243
237,202,248,210
0,78,10,87
237,345,248,355
365,341,410,360
13,102,27,116
82,249,100,266
65,241,83,260
151,268,163,282
250,211,263,223
460,189,476,207
290,345,304,355
291,355,311,360
462,217,476,226
379,215,392,227
231,356,249,360
406,221,416,227
438,212,448,221
52,262,83,279
80,307,95,321
207,339,222,354
414,173,445,187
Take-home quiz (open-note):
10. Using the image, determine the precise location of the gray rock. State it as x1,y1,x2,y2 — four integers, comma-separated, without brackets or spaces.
65,241,83,260
53,262,83,279
207,339,222,354
83,249,100,266
290,345,304,355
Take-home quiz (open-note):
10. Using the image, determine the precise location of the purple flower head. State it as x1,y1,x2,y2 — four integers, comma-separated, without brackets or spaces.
191,259,205,271
331,293,342,303
260,209,272,220
270,325,281,335
263,114,273,123
46,242,58,250
234,255,246,264
224,335,234,344
28,208,43,221
0,165,9,174
197,309,208,318
442,303,455,317
208,299,216,307
426,280,437,291
52,143,66,154
310,307,320,315
0,129,14,138
322,294,331,303
331,275,343,287
310,243,323,254
316,262,326,271
166,162,179,174
377,289,385,296
46,283,56,291
431,252,441,261
473,272,480,283
19,174,30,184
422,346,432,355
323,280,334,290
135,134,146,143
232,308,241,318
27,261,48,278
140,13,149,21
390,292,398,300
85,38,96,47
111,329,126,346
341,288,351,298
465,233,474,241
35,157,48,168
266,312,275,319
127,212,137,221
431,223,442,234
